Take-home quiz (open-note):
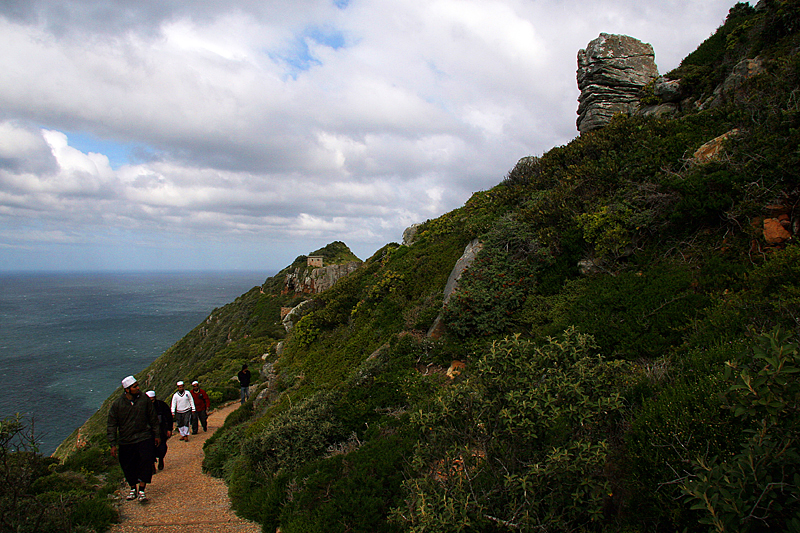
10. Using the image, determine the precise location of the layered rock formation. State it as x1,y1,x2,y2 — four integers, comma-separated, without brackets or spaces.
577,33,659,133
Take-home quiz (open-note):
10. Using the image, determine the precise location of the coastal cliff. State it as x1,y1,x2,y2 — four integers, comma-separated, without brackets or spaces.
41,2,800,532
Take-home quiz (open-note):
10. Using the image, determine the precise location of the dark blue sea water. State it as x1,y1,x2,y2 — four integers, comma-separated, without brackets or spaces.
0,271,268,456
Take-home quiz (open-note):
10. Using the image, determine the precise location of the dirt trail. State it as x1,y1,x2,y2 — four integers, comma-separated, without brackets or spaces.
107,402,261,533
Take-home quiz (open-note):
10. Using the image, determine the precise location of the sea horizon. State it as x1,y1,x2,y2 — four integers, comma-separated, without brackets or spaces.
0,270,271,455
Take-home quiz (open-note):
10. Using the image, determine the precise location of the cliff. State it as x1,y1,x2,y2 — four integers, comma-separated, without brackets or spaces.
282,260,362,295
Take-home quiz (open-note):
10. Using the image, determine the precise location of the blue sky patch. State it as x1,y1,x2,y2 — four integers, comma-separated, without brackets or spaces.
63,131,139,170
272,25,347,78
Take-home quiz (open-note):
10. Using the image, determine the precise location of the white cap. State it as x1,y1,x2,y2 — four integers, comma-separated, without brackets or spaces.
192,380,199,385
177,381,184,386
121,375,136,389
145,390,156,398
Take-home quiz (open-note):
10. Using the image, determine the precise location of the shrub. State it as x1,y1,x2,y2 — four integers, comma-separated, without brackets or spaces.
548,262,711,359
623,373,737,529
681,328,800,532
243,390,344,477
396,328,629,531
443,214,549,338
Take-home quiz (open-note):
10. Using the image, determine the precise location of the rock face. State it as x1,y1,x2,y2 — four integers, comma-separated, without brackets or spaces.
283,261,362,295
577,33,659,133
403,223,421,246
702,57,765,109
427,239,483,339
282,299,316,332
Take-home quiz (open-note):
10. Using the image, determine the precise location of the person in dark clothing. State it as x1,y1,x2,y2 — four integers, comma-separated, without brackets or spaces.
107,375,160,503
145,390,172,471
237,364,251,405
189,380,210,434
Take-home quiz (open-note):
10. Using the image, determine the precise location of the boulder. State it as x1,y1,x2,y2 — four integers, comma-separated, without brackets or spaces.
704,57,765,109
282,299,316,332
764,218,792,244
577,33,659,133
653,77,683,102
691,129,740,164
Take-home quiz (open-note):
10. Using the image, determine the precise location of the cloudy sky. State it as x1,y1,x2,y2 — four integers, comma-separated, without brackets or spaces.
0,0,740,272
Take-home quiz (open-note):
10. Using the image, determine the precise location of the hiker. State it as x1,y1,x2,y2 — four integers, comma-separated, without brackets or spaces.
170,381,196,441
189,380,210,434
237,364,251,404
146,390,172,471
107,375,160,502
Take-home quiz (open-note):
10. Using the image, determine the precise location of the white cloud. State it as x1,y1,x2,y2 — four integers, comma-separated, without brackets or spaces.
0,0,740,270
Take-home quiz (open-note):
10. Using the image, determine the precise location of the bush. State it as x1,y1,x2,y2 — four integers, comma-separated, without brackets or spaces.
396,328,629,531
443,214,549,338
681,328,800,532
0,414,118,533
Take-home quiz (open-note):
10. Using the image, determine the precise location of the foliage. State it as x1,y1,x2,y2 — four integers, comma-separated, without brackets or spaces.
546,262,711,360
681,328,800,532
0,414,118,533
623,372,738,530
395,329,629,532
443,214,550,338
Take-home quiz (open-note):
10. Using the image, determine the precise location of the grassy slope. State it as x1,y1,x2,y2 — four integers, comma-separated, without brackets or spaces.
56,2,800,532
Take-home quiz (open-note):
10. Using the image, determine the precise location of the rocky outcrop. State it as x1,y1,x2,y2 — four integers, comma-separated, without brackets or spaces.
427,239,483,339
691,129,741,164
702,57,765,109
282,299,316,332
283,261,362,295
403,223,421,246
577,33,659,133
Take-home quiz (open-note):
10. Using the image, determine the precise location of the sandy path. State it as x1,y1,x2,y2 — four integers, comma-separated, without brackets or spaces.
107,402,262,533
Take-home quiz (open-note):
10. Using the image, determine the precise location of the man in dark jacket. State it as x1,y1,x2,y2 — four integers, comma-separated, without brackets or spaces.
237,364,251,405
108,375,160,503
189,380,210,434
146,390,172,471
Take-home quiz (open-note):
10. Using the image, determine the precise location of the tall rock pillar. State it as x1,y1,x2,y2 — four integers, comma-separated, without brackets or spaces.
576,33,659,133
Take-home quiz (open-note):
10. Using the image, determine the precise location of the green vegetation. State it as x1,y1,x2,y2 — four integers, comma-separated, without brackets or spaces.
8,2,800,531
0,415,120,532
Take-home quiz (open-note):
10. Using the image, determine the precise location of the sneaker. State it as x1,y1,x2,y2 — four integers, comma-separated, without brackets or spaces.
126,488,138,500
138,489,147,502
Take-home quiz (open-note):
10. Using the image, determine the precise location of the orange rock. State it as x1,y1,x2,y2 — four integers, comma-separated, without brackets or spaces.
692,129,739,164
763,218,792,244
447,360,466,379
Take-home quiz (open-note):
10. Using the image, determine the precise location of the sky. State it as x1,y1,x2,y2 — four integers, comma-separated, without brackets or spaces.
0,0,742,272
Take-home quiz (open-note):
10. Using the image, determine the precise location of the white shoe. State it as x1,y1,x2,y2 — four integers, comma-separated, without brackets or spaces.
126,488,137,500
138,489,147,502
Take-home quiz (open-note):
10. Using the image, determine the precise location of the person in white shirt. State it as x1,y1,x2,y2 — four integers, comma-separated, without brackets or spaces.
170,381,196,441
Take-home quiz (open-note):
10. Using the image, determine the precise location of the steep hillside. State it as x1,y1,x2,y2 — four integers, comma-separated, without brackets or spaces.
53,2,800,532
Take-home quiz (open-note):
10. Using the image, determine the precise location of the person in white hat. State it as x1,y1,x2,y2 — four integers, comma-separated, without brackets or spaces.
146,390,173,471
190,380,210,434
107,375,160,503
170,381,196,441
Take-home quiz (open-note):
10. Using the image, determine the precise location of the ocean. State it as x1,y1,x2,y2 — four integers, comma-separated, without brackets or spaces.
0,271,268,456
